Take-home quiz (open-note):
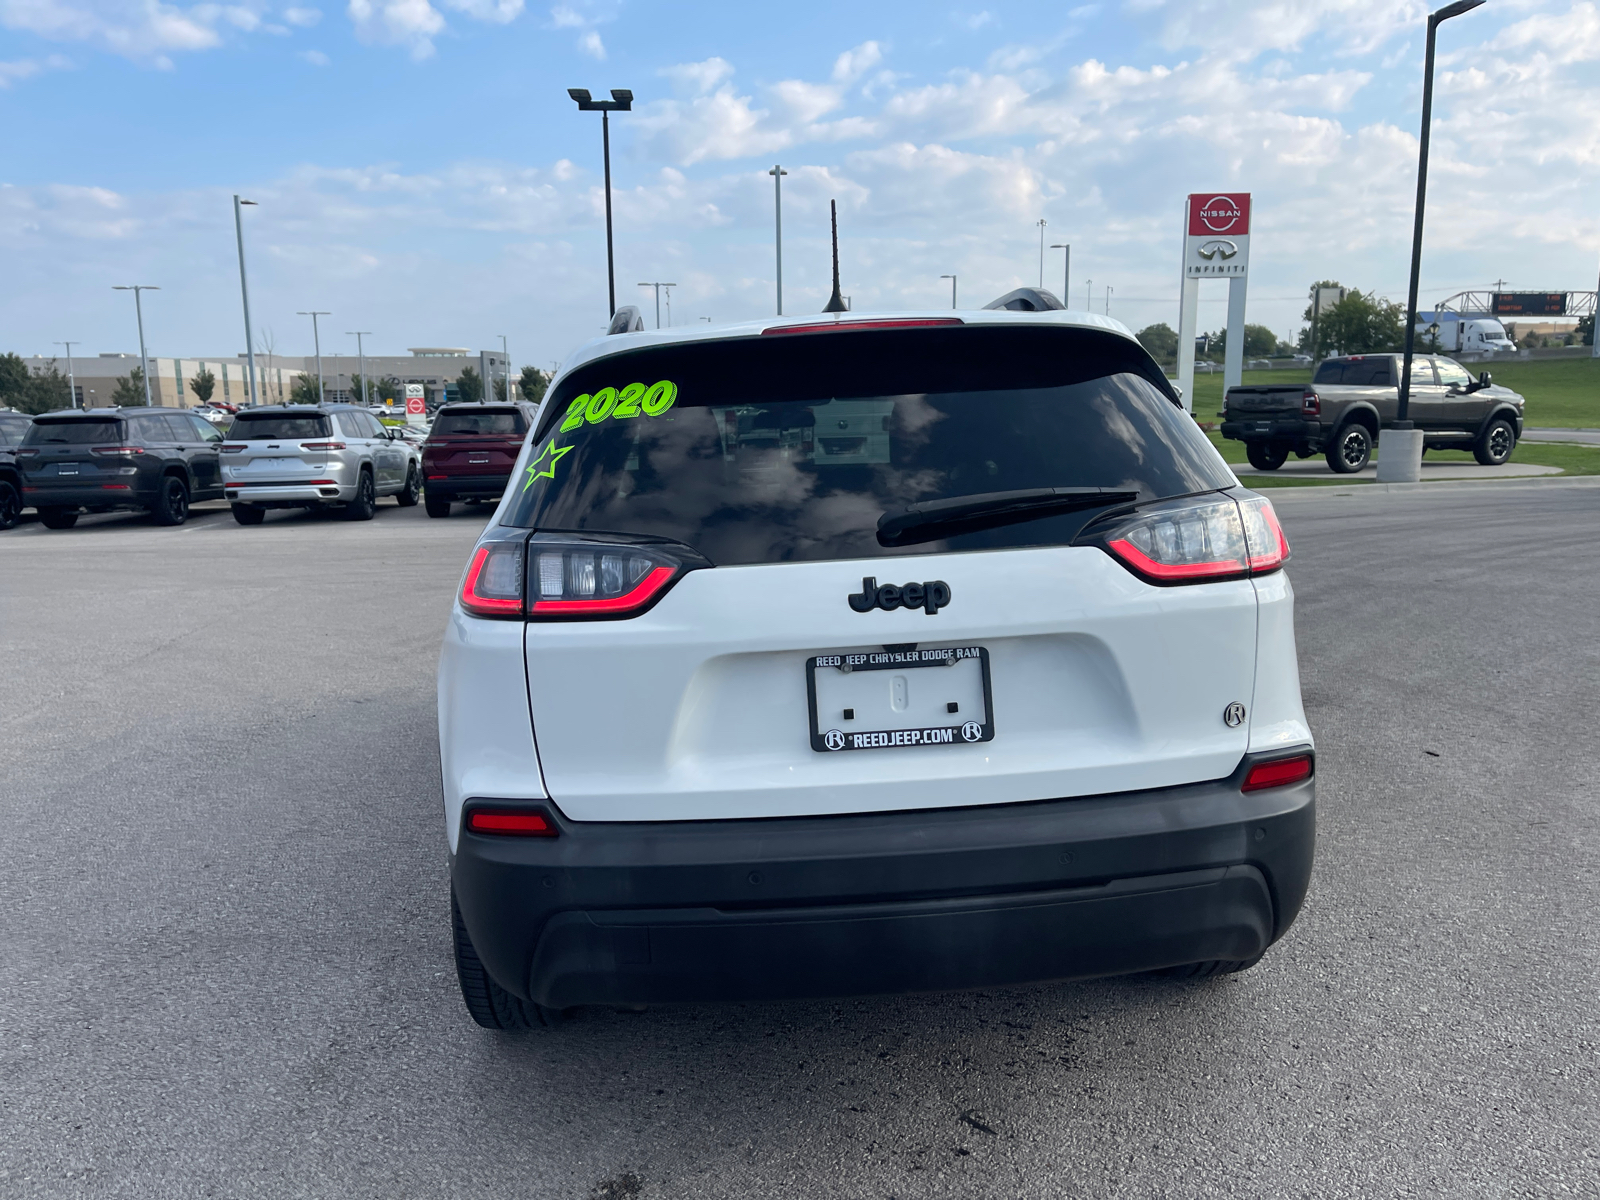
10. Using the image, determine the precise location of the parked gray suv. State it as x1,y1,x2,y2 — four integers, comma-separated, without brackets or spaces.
222,405,421,524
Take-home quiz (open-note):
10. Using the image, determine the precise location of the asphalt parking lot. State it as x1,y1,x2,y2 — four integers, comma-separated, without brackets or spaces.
2,483,1598,1198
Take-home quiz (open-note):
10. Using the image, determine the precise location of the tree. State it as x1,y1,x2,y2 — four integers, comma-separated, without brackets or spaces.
1578,313,1593,346
376,376,402,402
455,366,483,404
1242,324,1282,358
188,367,216,404
111,367,147,406
348,373,373,404
1298,289,1405,359
524,364,556,406
289,373,322,404
1135,323,1178,363
20,363,71,414
0,352,30,408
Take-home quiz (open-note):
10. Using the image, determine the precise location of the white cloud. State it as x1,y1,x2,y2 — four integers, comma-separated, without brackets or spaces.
0,0,222,59
346,0,443,57
441,0,521,22
661,57,735,97
0,52,71,85
577,27,602,58
831,40,882,84
283,5,320,24
297,46,327,63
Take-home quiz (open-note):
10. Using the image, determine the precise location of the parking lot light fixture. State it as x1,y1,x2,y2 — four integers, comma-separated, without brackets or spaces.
234,197,260,406
1036,219,1047,288
568,87,633,319
112,286,159,407
1050,245,1069,306
637,282,677,330
1386,0,1486,483
297,311,330,403
54,341,78,408
940,275,957,309
769,165,788,315
347,331,372,404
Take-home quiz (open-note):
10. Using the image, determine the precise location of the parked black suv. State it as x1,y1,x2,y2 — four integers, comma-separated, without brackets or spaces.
0,410,33,530
17,407,226,528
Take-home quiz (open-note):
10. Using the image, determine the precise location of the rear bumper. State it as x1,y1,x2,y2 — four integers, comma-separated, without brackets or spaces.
451,757,1316,1008
424,473,510,499
21,482,153,509
1221,417,1323,446
224,482,352,505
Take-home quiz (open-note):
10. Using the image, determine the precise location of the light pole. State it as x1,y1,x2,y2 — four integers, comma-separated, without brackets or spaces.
348,331,372,404
1385,0,1486,484
940,275,957,309
665,286,673,327
1035,219,1047,288
1085,279,1091,310
500,335,511,402
54,341,78,408
234,196,260,406
568,87,634,318
637,282,677,329
769,165,788,315
112,286,159,407
1106,285,1113,315
1051,244,1069,306
298,311,329,403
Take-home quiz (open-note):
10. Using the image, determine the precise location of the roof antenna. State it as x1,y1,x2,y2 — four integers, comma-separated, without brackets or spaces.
822,199,848,313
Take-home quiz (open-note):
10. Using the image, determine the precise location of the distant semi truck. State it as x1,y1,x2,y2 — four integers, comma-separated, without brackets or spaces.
1418,315,1516,355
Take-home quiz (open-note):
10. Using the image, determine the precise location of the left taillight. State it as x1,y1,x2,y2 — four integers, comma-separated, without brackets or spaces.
458,535,701,620
1081,492,1289,585
459,543,526,618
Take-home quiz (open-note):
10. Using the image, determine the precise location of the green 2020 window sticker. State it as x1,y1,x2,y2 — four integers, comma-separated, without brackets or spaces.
559,380,677,433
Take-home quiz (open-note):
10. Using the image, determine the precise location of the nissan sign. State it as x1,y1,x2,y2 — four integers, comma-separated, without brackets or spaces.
1185,193,1251,277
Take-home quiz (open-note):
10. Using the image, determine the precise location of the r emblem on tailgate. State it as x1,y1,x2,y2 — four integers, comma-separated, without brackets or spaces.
847,577,951,615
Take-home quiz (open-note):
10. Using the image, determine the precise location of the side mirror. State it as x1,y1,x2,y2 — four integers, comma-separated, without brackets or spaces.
1478,371,1492,389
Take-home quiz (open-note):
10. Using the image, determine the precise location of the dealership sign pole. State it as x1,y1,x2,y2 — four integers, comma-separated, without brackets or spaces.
1176,193,1251,413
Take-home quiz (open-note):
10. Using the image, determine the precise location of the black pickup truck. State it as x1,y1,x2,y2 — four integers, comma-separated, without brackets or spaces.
1221,353,1526,474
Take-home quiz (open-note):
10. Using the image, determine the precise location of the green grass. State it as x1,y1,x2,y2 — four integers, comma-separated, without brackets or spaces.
1178,356,1600,427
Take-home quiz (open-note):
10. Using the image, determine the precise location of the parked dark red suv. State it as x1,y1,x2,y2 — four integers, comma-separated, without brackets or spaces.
423,402,539,518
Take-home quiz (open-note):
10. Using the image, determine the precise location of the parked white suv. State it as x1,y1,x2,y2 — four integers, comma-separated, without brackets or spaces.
439,309,1315,1029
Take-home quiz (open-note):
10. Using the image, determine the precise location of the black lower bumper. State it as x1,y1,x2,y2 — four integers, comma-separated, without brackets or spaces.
426,475,509,500
1220,418,1323,447
451,756,1316,1007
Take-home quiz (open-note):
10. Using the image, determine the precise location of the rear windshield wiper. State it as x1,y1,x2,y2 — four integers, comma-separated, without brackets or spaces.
877,487,1139,547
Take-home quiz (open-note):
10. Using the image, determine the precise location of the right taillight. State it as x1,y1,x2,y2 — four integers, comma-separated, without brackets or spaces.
1301,390,1321,416
1086,493,1288,585
1242,753,1313,792
457,535,700,621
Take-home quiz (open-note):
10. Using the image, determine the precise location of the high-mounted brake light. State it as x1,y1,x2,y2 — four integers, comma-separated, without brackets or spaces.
459,544,525,618
1242,754,1313,792
1301,390,1321,416
91,446,144,456
1087,493,1288,585
300,441,346,451
465,808,558,836
763,318,964,336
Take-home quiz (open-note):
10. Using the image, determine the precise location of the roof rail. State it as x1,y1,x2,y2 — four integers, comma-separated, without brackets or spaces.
608,306,645,335
983,287,1064,312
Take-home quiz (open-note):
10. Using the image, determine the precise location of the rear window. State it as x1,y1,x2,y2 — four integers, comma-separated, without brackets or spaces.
0,416,30,447
503,325,1234,565
433,408,526,437
1314,358,1393,386
23,419,124,445
229,413,333,440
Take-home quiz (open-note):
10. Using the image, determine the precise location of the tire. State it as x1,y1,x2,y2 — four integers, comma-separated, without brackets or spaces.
150,475,189,526
425,492,452,519
1245,441,1288,471
231,503,266,526
0,479,21,531
342,470,376,521
1474,417,1516,466
1157,954,1263,980
451,887,560,1031
396,464,420,507
1326,423,1372,474
38,507,78,530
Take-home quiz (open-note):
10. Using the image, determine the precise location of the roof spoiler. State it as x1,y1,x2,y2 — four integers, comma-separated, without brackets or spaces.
607,306,645,335
983,287,1064,312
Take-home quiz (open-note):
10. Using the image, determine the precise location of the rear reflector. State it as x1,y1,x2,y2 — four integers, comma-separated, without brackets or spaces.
465,808,558,836
1242,755,1313,792
101,484,130,490
763,318,964,336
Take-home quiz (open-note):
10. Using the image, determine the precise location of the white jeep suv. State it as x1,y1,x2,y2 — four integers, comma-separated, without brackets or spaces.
439,308,1315,1029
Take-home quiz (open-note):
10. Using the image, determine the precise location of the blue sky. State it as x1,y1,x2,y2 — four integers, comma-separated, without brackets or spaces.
4,0,1597,367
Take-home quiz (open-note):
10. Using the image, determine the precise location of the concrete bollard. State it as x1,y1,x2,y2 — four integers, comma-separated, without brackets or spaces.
1375,427,1424,483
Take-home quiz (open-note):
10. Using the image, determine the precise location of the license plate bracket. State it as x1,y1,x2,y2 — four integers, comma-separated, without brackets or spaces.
806,646,994,752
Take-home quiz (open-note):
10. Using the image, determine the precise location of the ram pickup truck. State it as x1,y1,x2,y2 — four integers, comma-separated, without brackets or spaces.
1221,353,1526,474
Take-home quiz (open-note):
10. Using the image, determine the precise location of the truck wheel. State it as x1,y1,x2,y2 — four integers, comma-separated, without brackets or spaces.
425,492,452,518
342,470,376,521
150,476,189,526
451,887,561,1031
39,507,78,530
396,464,421,507
1474,418,1516,466
231,503,266,526
0,479,21,530
1326,424,1372,473
1245,442,1288,471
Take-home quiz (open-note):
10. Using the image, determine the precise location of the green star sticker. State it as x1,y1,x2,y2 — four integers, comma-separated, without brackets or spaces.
523,441,573,491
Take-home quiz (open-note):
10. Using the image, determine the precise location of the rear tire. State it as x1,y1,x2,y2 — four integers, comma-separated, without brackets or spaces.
231,503,266,526
150,475,189,526
396,464,420,507
1245,441,1288,471
0,479,21,530
451,887,560,1031
342,470,376,521
425,492,452,518
1474,417,1516,466
1326,424,1372,474
1157,954,1263,980
39,507,78,530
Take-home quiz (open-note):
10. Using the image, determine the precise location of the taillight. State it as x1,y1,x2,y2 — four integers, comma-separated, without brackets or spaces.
91,446,144,456
300,441,346,450
459,544,525,618
1301,391,1321,416
15,448,39,458
1085,493,1287,585
528,540,687,618
1242,754,1313,792
221,443,245,453
464,807,558,836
